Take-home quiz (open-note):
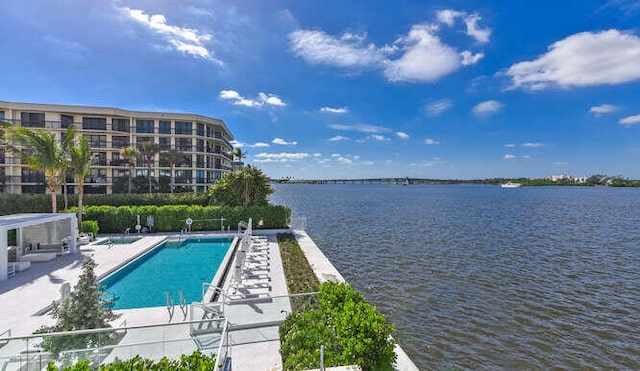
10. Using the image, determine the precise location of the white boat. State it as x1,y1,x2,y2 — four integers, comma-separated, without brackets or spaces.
501,181,522,188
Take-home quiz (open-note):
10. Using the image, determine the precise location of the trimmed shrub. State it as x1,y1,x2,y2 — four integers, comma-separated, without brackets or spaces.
45,350,216,370
279,282,397,371
79,220,99,236
73,204,290,233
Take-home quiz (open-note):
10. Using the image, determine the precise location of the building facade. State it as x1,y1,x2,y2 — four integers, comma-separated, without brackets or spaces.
0,101,234,194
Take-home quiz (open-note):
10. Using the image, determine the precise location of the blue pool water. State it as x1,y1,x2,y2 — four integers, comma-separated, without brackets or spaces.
101,237,233,310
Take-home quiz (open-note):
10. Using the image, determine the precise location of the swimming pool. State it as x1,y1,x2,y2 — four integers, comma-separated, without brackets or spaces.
95,236,143,245
101,237,233,309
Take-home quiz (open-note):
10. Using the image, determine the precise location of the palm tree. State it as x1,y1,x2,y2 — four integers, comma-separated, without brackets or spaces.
162,149,186,194
4,126,76,213
121,146,138,194
137,141,159,193
230,147,246,170
68,136,92,224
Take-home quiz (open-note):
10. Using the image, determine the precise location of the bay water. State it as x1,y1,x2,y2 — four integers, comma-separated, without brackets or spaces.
270,183,640,369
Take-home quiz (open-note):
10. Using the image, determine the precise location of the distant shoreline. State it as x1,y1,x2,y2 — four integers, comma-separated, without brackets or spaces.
271,177,640,187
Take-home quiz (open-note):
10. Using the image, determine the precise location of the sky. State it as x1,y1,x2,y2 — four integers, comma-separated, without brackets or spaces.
2,0,640,180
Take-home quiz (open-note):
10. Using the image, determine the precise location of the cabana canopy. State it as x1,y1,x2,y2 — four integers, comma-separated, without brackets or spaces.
0,213,78,281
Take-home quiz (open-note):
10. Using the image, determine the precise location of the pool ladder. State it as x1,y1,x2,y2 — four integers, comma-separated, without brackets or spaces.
164,290,189,322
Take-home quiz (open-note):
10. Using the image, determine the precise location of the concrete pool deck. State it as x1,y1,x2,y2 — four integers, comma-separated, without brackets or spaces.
0,230,418,370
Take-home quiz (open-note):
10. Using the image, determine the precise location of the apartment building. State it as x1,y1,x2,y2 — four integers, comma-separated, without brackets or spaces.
0,101,234,194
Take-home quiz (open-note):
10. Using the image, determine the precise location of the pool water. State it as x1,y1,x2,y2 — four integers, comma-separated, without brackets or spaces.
101,237,233,309
95,236,143,245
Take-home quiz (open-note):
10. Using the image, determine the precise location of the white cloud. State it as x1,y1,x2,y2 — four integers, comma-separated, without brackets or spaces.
313,153,322,157
472,100,503,117
383,25,461,83
436,9,465,26
337,156,353,164
410,157,444,167
289,30,387,68
619,114,640,126
426,99,453,116
259,93,286,107
272,138,298,145
523,155,531,159
425,138,440,145
464,14,491,44
328,123,391,133
329,135,349,142
504,154,516,159
254,142,270,147
290,10,490,83
122,8,218,62
254,152,310,162
320,106,349,114
504,143,515,148
522,142,544,147
461,50,484,65
554,161,569,165
369,134,390,141
436,10,491,43
219,90,286,108
396,131,410,139
506,30,640,90
331,153,340,157
230,140,244,148
589,104,618,115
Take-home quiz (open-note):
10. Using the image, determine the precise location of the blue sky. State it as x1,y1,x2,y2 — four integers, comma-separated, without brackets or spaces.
2,0,640,179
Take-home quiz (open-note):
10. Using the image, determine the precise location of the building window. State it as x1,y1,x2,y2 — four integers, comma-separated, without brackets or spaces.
136,119,155,133
94,152,107,166
112,118,130,132
175,121,192,135
21,112,45,128
197,123,205,136
159,120,171,134
136,137,154,145
82,117,107,130
158,137,171,150
86,168,107,183
22,168,44,183
61,114,74,128
196,140,204,152
196,170,205,183
175,170,192,183
196,155,204,168
175,138,192,151
0,111,4,120
85,135,107,148
111,136,129,149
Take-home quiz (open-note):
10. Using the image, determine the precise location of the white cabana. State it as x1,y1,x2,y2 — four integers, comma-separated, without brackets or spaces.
0,213,78,281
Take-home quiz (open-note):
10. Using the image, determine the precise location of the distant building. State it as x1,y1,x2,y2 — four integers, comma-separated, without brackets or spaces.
0,101,234,194
549,174,573,182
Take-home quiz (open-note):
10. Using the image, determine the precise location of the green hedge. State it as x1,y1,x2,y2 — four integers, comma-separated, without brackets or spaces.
46,350,216,370
0,193,211,216
68,204,291,233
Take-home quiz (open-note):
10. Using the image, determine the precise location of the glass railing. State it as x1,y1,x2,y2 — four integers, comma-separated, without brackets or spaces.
0,318,228,370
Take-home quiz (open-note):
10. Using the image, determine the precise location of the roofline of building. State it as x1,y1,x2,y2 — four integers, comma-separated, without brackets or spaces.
0,100,233,140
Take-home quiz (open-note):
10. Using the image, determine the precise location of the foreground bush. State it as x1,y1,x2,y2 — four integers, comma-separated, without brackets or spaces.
70,204,290,233
279,282,396,371
45,350,217,370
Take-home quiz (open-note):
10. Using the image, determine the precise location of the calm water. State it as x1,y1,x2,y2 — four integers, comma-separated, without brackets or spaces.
102,237,232,309
270,184,640,369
